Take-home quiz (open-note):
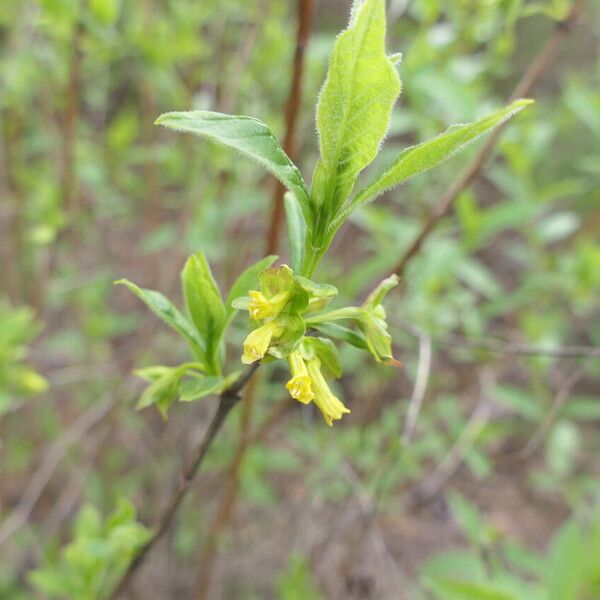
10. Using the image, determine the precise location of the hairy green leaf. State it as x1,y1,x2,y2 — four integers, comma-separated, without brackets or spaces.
181,251,226,373
337,99,533,225
156,111,311,221
116,279,205,360
284,192,306,273
179,375,223,402
312,0,401,223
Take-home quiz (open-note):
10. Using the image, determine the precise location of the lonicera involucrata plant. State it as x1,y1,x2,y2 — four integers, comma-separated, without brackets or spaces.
118,0,531,426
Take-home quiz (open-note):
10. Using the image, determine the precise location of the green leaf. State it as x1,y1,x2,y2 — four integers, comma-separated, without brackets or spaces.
116,279,205,360
136,367,185,415
358,310,395,363
284,192,306,273
179,375,223,402
362,274,399,309
312,0,401,224
226,255,277,317
425,576,520,600
544,521,585,600
295,277,338,300
336,99,534,225
447,492,485,547
181,251,226,373
296,276,338,311
312,322,369,351
156,111,311,223
135,365,176,383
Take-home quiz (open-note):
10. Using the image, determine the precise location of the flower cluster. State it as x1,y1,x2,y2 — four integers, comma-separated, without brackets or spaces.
234,265,399,426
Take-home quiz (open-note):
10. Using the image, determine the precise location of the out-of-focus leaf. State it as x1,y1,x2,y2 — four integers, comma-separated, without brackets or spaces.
116,279,205,360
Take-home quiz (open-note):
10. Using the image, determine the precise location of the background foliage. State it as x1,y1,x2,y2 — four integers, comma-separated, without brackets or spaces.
1,0,599,598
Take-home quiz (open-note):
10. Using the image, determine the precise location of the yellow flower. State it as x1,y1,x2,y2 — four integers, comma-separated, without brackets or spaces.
241,321,282,364
306,357,350,427
285,351,314,404
248,290,290,320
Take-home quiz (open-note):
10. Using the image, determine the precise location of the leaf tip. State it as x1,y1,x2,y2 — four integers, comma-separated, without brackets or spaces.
154,113,173,127
385,357,403,368
513,98,535,110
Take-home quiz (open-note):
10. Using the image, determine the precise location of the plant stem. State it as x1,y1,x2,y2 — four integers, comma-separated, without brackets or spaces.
107,363,259,600
391,0,589,278
265,0,315,256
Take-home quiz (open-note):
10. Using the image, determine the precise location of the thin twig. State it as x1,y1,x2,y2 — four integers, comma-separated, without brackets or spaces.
107,363,259,600
520,367,584,457
392,0,589,278
193,373,260,600
403,330,432,444
265,0,315,255
0,398,115,546
406,371,495,510
341,462,405,586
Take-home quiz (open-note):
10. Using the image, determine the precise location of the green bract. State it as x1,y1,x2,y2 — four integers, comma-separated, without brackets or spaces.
120,0,532,424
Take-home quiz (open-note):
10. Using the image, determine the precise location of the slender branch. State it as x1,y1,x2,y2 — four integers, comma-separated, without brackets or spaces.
402,330,432,444
0,398,115,546
520,367,584,457
265,0,315,255
107,362,260,600
193,375,259,599
392,0,588,278
406,370,495,510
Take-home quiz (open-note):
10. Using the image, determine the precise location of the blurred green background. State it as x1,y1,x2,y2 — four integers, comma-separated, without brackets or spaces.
1,0,599,598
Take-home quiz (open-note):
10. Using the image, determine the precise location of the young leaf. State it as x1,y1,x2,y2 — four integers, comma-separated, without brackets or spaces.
116,279,205,360
181,252,226,373
136,368,183,416
179,376,223,402
226,255,278,317
312,0,401,221
336,99,534,224
425,576,520,600
156,111,311,222
284,192,306,273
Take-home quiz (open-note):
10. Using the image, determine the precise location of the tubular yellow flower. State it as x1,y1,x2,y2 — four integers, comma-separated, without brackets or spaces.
241,320,282,364
306,357,350,427
248,290,290,320
285,351,314,404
